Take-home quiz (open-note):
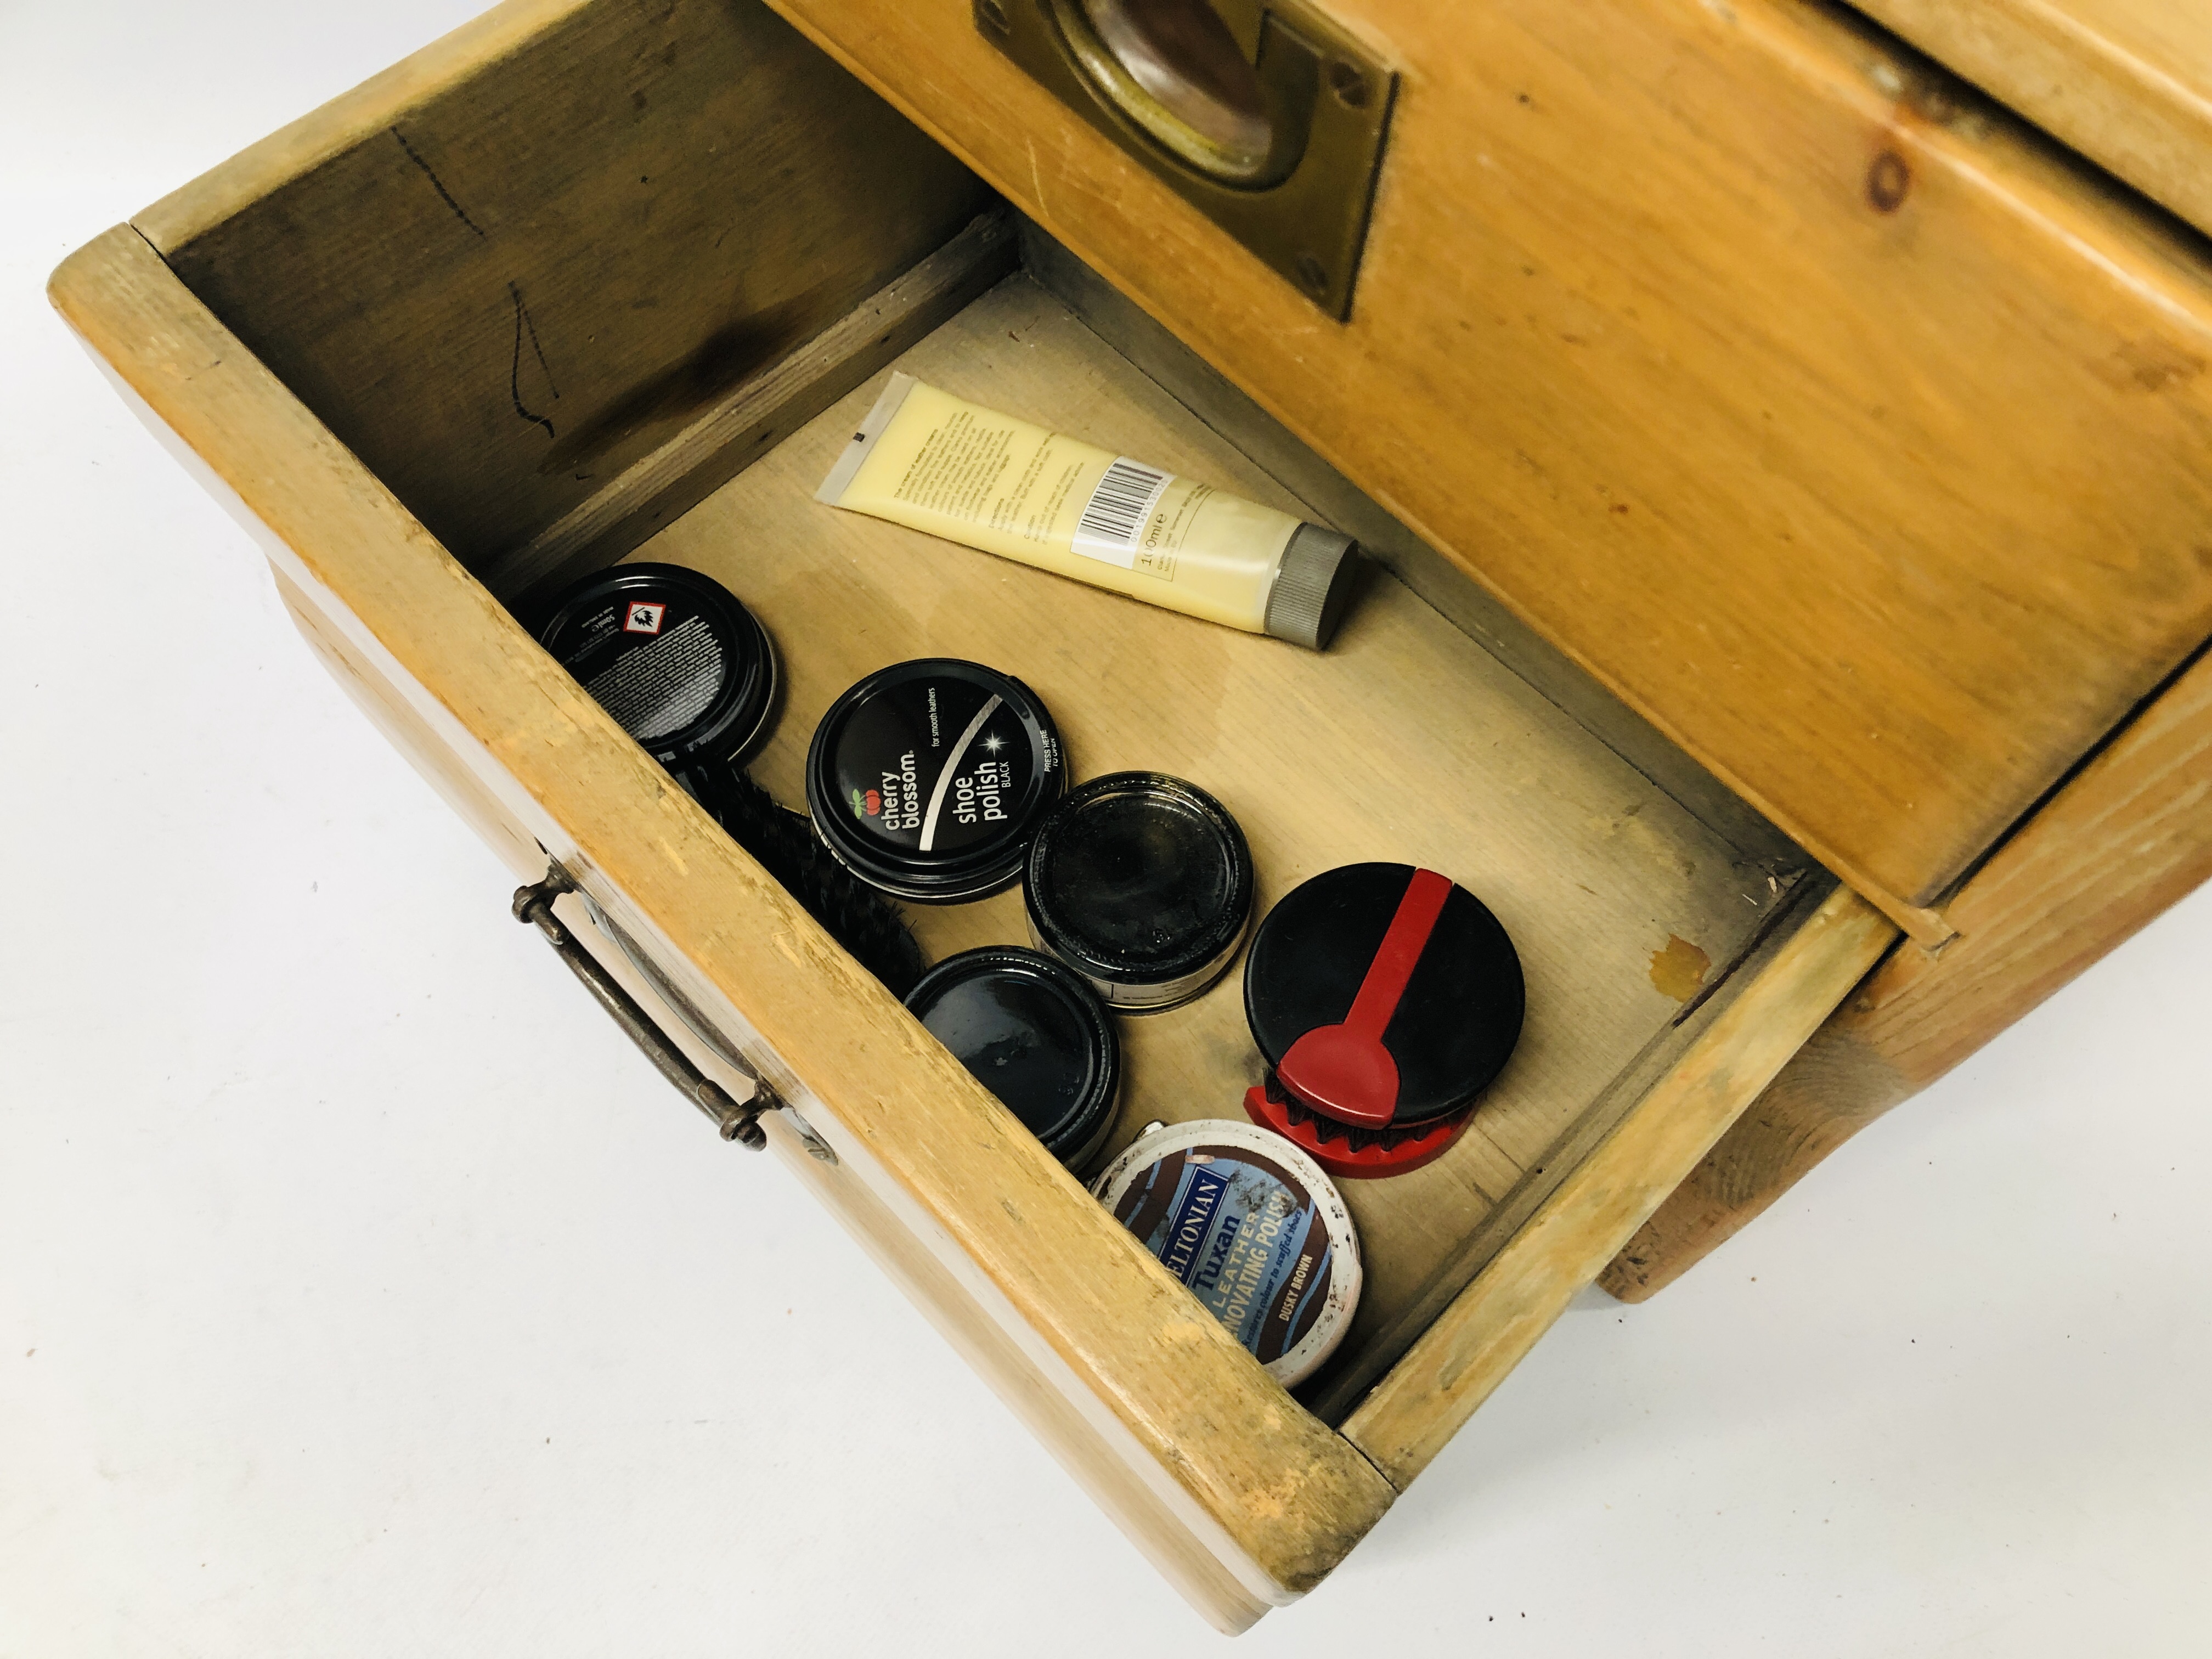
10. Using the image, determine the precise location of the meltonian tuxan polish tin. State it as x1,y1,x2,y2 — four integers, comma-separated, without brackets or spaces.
1092,1119,1361,1387
804,658,1064,903
1024,771,1255,1012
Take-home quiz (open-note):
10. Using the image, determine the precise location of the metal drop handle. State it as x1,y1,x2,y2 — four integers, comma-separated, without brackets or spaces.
513,867,777,1148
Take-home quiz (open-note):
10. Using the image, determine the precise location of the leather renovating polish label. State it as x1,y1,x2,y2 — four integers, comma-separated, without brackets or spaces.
1092,1119,1361,1386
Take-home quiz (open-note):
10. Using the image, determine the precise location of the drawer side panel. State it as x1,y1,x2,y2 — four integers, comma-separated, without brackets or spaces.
268,563,1292,1630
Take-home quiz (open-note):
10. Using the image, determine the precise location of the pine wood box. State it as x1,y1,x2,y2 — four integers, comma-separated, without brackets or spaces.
51,0,2212,1631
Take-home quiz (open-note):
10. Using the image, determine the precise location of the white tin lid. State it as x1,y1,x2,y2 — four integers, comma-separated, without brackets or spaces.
1092,1119,1362,1387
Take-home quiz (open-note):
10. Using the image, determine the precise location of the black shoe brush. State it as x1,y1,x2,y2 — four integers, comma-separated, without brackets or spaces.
685,760,926,997
529,563,925,998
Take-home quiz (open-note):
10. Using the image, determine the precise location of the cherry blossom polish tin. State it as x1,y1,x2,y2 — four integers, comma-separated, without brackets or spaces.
806,658,1064,904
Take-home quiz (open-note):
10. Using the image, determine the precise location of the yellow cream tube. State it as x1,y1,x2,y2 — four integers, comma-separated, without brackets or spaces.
815,374,1359,648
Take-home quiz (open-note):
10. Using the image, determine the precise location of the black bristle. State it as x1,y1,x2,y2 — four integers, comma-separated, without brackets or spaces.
687,761,925,997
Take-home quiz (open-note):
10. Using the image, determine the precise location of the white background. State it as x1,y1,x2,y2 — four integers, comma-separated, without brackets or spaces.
4,3,2209,1652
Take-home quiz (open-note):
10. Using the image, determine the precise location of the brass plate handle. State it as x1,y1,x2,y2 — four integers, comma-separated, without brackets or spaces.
978,0,1394,319
514,866,777,1148
1047,0,1306,187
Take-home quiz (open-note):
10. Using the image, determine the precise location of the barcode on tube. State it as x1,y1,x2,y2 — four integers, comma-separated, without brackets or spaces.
1070,456,1172,569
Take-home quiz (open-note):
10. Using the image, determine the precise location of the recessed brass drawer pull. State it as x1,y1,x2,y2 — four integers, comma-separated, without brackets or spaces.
978,0,1393,318
512,867,779,1148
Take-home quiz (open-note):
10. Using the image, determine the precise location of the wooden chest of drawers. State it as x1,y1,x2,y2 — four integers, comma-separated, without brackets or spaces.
52,0,2212,1628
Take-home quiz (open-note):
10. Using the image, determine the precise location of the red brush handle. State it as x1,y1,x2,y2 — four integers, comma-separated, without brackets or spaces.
1344,868,1451,1040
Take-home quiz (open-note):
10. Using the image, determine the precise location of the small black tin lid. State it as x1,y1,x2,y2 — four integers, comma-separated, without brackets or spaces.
1024,772,1254,1013
805,658,1064,904
905,947,1120,1170
534,563,777,770
1244,862,1523,1131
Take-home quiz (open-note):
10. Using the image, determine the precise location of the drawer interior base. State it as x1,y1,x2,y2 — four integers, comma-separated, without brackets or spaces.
592,266,1814,1415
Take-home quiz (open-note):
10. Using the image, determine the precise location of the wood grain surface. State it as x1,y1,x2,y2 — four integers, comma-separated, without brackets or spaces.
1017,222,1810,877
1603,639,2212,1300
140,0,990,572
50,223,1396,1612
633,272,1802,1395
1855,0,2212,239
486,210,1021,605
766,0,2212,917
1346,884,1898,1485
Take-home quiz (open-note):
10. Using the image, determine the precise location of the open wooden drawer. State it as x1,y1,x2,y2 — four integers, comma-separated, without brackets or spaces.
49,0,1898,1630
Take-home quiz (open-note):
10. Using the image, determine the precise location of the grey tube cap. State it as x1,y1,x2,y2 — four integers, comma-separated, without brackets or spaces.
1263,524,1362,650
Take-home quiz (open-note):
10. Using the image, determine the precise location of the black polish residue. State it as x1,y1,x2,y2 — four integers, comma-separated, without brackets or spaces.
391,128,486,238
1024,773,1252,1010
507,282,560,442
533,279,838,475
1866,149,1911,214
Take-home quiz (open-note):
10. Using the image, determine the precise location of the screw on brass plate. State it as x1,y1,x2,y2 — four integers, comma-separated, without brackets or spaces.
978,0,1011,31
1327,60,1369,108
1295,253,1329,295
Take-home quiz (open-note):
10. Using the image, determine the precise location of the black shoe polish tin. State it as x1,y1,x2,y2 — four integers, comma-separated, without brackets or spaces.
534,563,777,774
806,658,1064,903
904,947,1121,1170
1024,772,1254,1013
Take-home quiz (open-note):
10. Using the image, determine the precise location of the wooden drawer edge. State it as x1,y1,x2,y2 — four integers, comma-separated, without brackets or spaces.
1341,884,1898,1487
1853,0,2212,246
1603,630,2212,1300
50,222,1395,1603
770,1089,1294,1630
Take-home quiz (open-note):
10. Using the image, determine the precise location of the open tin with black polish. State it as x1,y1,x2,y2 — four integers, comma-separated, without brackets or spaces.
805,657,1064,903
1024,771,1255,1012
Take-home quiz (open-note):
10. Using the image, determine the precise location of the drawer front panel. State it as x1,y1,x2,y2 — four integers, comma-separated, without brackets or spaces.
271,550,1295,1630
51,224,1396,1625
770,0,2212,913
